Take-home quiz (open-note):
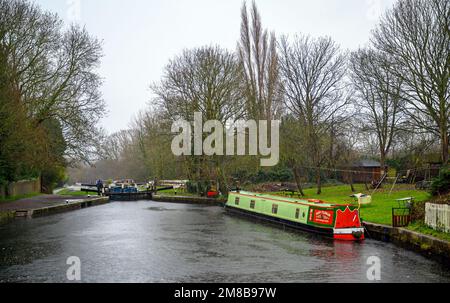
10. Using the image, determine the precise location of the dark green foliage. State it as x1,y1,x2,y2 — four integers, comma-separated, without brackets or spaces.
232,168,294,184
41,165,67,194
431,166,450,196
386,159,402,172
0,46,39,185
186,180,212,196
0,0,103,194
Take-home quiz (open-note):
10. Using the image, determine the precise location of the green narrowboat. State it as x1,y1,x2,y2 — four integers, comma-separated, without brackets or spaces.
225,191,365,241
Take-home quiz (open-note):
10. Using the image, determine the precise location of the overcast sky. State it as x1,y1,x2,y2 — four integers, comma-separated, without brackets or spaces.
36,0,396,134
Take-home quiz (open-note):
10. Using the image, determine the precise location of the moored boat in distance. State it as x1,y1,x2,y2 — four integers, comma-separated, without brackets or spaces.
225,191,365,241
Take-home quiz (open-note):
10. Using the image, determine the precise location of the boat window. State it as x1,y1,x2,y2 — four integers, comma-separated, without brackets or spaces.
250,200,256,209
295,209,300,219
235,197,240,205
272,204,278,214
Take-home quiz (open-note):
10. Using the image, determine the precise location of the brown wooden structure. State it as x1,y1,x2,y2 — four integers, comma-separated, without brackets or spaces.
392,198,414,227
344,160,388,183
392,208,412,227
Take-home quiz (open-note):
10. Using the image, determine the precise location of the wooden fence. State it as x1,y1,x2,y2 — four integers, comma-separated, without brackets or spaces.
0,178,41,198
425,203,450,233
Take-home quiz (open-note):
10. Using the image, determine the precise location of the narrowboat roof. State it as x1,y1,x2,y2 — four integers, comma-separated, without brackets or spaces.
231,191,349,208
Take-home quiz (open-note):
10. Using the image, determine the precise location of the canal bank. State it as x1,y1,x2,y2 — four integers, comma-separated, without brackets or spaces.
1,201,449,283
0,195,109,225
0,211,15,225
364,222,450,266
157,195,450,267
2,193,450,269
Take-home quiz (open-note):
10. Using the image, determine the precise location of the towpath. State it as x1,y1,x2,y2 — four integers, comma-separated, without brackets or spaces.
0,194,97,212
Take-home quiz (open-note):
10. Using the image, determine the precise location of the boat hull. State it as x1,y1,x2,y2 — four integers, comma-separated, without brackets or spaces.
225,191,365,241
225,205,334,237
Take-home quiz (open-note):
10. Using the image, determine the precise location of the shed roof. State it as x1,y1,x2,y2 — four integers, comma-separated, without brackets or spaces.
352,160,383,168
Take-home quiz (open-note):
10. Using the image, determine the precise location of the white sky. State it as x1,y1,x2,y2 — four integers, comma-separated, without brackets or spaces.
36,0,396,134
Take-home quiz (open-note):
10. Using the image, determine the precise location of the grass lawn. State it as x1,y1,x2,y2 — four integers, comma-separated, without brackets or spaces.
58,189,95,197
271,184,431,226
407,222,450,242
156,189,198,197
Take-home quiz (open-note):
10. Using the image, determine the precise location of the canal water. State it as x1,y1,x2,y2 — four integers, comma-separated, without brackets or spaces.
1,201,449,283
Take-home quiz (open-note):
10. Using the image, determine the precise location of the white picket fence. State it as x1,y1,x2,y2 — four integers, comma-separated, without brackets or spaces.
425,203,450,233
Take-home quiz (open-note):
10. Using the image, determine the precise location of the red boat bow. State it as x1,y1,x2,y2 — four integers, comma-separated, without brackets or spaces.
334,207,365,241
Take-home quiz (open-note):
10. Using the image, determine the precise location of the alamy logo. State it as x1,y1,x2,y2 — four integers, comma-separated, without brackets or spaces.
366,256,381,281
171,112,280,167
66,256,81,281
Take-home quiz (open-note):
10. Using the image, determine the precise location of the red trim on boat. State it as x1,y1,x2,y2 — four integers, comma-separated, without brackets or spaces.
334,234,365,241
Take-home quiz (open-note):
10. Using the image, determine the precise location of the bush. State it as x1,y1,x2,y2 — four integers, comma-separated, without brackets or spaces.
186,180,212,196
411,200,426,222
247,168,294,183
41,165,66,194
232,170,249,182
430,166,450,196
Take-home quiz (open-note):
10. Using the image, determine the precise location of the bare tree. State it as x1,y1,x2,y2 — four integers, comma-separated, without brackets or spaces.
152,46,244,194
102,130,133,161
278,35,349,194
238,1,281,121
373,0,450,164
350,48,404,173
154,46,244,123
280,116,307,196
129,110,176,180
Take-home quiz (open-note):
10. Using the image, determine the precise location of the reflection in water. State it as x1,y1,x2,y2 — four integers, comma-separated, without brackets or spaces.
333,241,362,261
0,201,449,283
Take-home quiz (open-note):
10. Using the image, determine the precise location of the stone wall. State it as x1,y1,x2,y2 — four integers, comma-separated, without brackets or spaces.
364,222,450,265
0,211,15,225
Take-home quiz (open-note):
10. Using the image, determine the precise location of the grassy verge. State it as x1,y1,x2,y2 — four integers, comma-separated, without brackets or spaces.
407,222,450,242
156,189,198,197
270,184,431,226
0,192,41,203
58,189,93,197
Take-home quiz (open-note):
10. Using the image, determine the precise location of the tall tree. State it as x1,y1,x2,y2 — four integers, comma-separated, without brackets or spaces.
373,0,450,164
0,44,31,184
152,46,244,194
238,1,281,121
129,110,177,180
350,48,404,173
278,35,348,194
0,42,58,187
0,0,105,164
279,116,307,196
